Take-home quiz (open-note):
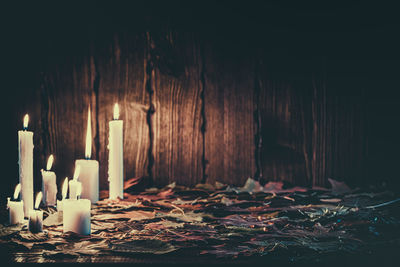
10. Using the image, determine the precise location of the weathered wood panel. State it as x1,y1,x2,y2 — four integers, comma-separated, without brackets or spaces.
204,44,256,186
151,32,203,187
150,33,203,185
257,75,310,186
40,52,98,190
311,70,368,187
96,32,149,190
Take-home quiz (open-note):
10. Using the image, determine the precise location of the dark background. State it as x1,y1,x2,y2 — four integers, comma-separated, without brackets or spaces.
1,0,400,202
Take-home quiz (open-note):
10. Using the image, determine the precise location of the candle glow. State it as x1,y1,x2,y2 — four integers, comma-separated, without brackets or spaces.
23,114,29,129
62,177,68,199
113,103,120,120
13,184,21,200
85,107,92,159
73,165,81,181
46,155,54,171
35,192,42,210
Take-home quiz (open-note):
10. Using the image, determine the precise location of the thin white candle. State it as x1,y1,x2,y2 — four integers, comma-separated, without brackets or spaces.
57,177,69,222
69,165,82,200
108,103,124,199
7,184,24,225
41,155,57,206
28,192,43,233
63,185,91,235
75,107,99,203
18,114,34,217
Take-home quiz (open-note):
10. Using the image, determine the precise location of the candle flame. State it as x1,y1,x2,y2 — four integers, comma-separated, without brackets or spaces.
113,103,120,120
85,107,92,159
13,184,21,200
23,114,29,129
35,192,42,209
77,183,82,198
46,155,54,171
73,165,81,181
62,177,68,199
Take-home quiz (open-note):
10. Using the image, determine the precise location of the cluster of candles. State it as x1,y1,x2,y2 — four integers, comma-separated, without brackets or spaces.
6,104,124,235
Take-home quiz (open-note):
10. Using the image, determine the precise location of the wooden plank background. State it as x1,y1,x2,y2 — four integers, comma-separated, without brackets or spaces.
6,1,394,197
9,30,369,192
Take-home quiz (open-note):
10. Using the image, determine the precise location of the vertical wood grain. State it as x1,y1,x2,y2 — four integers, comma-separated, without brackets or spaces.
40,52,97,191
151,32,203,187
204,44,256,186
257,69,310,186
96,32,149,190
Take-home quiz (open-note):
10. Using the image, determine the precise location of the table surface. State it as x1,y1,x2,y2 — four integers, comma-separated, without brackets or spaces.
1,179,400,265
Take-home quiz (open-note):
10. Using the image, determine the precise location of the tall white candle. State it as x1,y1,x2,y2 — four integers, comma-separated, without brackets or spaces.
7,184,24,225
63,185,91,235
41,155,57,206
69,165,82,200
18,114,34,217
75,107,99,203
108,103,124,199
28,192,43,233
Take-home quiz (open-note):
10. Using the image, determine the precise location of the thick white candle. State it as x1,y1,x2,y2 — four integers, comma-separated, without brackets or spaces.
63,199,91,235
8,199,24,225
29,192,43,233
7,184,24,225
75,107,99,203
18,114,34,217
41,155,57,206
108,103,124,199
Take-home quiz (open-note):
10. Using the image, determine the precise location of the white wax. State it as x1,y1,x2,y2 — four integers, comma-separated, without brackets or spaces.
7,198,24,225
57,200,64,211
41,170,57,206
57,200,64,220
75,160,99,203
108,120,124,199
63,199,91,235
18,130,34,217
69,180,81,200
28,209,43,233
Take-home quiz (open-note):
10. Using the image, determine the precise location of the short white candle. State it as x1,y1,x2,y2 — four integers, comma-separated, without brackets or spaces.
41,155,57,206
69,165,82,200
75,107,99,203
63,186,91,235
7,184,24,225
28,192,43,233
108,103,124,199
18,114,34,217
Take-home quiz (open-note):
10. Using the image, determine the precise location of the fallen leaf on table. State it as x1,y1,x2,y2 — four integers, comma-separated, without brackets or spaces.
109,239,178,254
43,212,62,226
0,223,25,238
93,210,155,221
328,178,352,195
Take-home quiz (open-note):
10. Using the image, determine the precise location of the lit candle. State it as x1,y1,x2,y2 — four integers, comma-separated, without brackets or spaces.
63,185,91,235
69,165,82,200
57,177,68,221
75,107,99,203
108,103,124,200
18,114,34,217
41,155,57,206
7,184,24,225
28,192,43,233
